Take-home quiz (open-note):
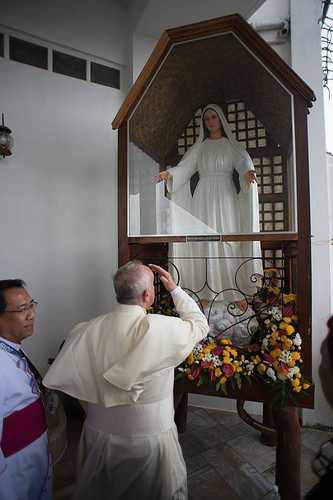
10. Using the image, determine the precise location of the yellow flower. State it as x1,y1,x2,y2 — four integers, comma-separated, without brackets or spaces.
268,286,280,295
282,341,292,350
230,348,238,357
251,355,261,365
303,383,310,390
293,385,302,393
286,325,295,335
197,353,204,360
236,366,242,372
291,378,300,387
220,376,227,384
188,374,194,381
264,268,277,274
185,368,191,374
188,352,194,365
283,317,292,323
279,321,288,330
257,363,267,375
270,348,282,359
291,352,301,360
223,356,231,364
215,368,222,377
221,339,232,345
288,360,296,367
283,293,297,303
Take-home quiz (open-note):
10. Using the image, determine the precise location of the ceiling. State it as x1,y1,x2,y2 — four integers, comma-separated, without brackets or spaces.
128,0,267,39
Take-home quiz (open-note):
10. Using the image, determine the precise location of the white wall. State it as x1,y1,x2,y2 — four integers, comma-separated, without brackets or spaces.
0,0,129,64
0,1,127,373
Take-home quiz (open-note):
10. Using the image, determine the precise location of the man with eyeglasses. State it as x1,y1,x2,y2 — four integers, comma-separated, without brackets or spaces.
0,279,52,499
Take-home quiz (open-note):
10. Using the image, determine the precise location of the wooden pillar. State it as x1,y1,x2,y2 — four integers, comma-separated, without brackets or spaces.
272,405,301,500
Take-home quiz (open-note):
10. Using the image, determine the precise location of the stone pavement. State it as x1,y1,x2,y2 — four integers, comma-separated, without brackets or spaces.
53,405,333,499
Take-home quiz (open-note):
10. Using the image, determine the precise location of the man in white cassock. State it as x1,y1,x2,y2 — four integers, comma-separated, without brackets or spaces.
0,279,52,500
43,261,209,500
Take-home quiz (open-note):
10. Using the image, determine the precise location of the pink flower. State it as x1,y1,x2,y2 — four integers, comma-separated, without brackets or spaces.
192,367,200,379
210,371,216,381
280,362,289,374
263,353,274,364
222,364,234,377
283,305,294,317
212,346,223,356
201,361,211,369
248,344,259,352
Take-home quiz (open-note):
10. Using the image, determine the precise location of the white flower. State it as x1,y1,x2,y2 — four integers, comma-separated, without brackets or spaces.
277,373,287,381
267,367,277,381
271,324,278,331
262,337,269,349
272,306,282,321
286,366,301,379
293,333,302,347
213,356,222,368
281,350,292,363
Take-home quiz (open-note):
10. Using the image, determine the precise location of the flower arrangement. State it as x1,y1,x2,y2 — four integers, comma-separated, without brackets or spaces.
175,268,311,406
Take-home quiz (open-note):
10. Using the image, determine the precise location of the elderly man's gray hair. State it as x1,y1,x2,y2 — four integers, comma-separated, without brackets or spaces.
113,260,152,305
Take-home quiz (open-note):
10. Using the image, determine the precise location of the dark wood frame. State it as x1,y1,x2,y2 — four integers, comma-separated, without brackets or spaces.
113,14,315,500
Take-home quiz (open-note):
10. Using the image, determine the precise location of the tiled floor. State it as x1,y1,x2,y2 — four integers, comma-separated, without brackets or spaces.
53,405,332,500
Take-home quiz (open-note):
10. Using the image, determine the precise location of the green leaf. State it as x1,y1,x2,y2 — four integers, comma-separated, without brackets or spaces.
221,383,228,395
234,372,242,390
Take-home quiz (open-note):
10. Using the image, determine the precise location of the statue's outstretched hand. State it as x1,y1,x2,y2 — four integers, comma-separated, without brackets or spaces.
155,170,171,183
245,170,257,184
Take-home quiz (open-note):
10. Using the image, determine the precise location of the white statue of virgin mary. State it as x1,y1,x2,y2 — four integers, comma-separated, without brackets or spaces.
158,104,263,304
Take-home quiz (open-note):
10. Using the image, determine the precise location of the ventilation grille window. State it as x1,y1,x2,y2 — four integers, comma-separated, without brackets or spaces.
4,32,120,90
53,51,86,80
9,37,47,70
91,62,120,89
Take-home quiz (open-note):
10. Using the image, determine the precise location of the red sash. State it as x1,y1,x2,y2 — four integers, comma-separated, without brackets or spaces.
1,398,47,458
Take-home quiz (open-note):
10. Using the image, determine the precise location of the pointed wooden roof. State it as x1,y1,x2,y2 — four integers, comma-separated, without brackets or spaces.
112,14,315,163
